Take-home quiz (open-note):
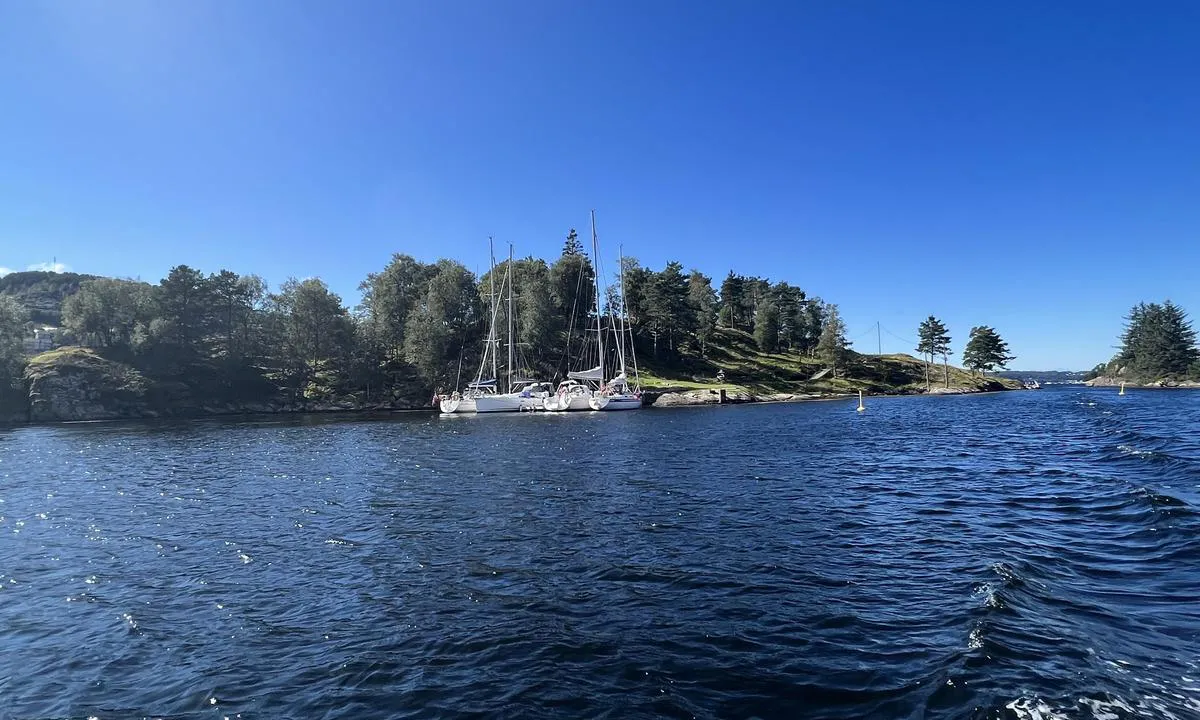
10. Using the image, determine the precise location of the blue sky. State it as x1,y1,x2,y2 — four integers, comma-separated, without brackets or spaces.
3,1,1199,369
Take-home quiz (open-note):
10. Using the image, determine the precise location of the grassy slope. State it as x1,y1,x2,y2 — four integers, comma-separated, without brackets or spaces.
638,327,1020,395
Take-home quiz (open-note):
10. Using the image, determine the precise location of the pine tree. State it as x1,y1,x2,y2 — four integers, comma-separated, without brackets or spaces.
562,228,584,256
686,270,718,356
1118,300,1199,379
816,304,850,374
754,300,780,352
718,272,744,330
962,326,1015,375
916,315,950,390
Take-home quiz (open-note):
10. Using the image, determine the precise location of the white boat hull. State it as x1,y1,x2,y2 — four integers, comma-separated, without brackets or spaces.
543,393,594,412
474,395,524,413
591,393,641,411
439,397,477,414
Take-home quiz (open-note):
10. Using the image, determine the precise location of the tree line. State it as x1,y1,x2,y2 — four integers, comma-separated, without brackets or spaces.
0,232,859,407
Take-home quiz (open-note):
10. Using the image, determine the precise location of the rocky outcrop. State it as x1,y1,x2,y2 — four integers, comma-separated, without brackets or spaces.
15,347,432,424
24,348,152,422
646,389,740,406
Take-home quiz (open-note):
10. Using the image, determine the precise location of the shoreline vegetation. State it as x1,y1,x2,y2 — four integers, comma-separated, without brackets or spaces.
1,238,1025,425
1083,301,1200,389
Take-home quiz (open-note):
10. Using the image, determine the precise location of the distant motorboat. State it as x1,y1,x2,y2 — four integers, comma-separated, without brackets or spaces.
1023,380,1042,390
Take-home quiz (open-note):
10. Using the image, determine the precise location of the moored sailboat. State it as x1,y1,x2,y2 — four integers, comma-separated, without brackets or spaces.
543,217,607,413
589,213,642,411
439,239,505,414
473,244,553,412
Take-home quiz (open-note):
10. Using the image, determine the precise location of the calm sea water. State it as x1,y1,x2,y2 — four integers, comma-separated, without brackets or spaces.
2,388,1198,719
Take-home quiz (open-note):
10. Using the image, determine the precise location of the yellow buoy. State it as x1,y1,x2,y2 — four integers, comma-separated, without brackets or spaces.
1119,382,1126,396
857,390,866,412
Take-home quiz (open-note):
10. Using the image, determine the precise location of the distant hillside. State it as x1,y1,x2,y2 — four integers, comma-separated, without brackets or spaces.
0,270,98,324
640,327,1020,396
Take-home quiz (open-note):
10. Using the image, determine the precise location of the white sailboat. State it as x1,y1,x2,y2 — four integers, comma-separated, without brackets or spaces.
474,244,553,412
544,219,606,413
590,216,642,411
439,239,505,414
543,374,601,412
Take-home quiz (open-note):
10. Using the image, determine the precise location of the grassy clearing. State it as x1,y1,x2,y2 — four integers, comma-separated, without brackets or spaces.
638,328,1020,395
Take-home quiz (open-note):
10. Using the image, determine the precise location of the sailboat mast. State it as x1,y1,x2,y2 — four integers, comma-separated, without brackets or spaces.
489,236,497,385
507,243,515,394
616,244,628,375
590,210,604,383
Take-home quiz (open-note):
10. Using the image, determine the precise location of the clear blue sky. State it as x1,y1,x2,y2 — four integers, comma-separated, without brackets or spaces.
3,1,1199,369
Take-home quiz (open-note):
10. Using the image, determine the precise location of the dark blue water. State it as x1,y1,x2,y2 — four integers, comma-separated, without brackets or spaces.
2,388,1198,719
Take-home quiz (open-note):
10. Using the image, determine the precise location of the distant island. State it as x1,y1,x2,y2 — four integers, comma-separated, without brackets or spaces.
0,239,1027,424
1084,301,1200,388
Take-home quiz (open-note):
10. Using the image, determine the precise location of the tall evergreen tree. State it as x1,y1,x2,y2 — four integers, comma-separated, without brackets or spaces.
816,304,850,373
772,282,807,351
644,261,690,357
156,265,216,355
718,272,745,330
208,270,266,361
799,300,825,358
742,277,770,332
962,326,1015,375
562,228,584,256
1118,300,1199,379
916,315,950,390
754,299,781,352
686,270,718,357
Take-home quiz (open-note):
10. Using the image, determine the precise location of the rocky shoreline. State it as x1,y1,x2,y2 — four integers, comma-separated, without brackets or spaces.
642,383,1015,408
0,345,1021,426
1086,376,1200,388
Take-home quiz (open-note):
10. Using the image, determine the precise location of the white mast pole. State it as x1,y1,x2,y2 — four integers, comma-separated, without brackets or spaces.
616,244,628,376
507,243,514,394
489,236,497,385
591,210,604,385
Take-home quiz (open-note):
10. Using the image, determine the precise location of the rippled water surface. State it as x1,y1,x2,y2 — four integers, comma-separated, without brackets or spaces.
2,388,1199,719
